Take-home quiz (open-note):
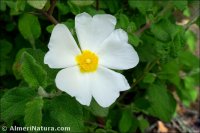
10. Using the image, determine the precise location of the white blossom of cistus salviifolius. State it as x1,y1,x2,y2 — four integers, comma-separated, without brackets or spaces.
44,12,139,107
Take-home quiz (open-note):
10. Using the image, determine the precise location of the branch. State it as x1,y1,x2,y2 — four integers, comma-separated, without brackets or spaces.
135,21,151,36
118,59,158,102
48,0,57,15
96,0,99,10
42,11,58,25
134,1,173,36
41,0,58,25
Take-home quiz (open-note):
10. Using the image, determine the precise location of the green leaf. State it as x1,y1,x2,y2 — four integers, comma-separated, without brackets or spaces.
151,23,170,41
68,1,81,15
13,48,57,87
119,109,133,133
173,0,188,10
177,76,198,106
18,14,41,45
128,33,141,47
6,0,26,15
184,77,198,103
0,40,13,76
24,97,43,127
128,0,153,15
70,0,94,6
47,95,84,132
27,0,47,9
0,40,12,57
138,116,149,133
88,99,109,117
158,60,180,87
185,30,197,52
161,20,182,40
21,52,47,88
147,83,176,122
95,129,107,133
118,13,129,30
137,38,157,62
134,98,150,111
46,24,54,33
0,0,6,11
178,51,199,70
102,0,120,13
56,2,69,15
127,22,137,33
0,87,36,123
143,73,156,83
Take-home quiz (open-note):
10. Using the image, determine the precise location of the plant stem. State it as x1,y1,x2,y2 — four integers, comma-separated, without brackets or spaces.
135,21,151,36
48,0,57,15
42,11,58,24
41,0,58,24
96,0,99,10
135,1,173,35
118,59,158,101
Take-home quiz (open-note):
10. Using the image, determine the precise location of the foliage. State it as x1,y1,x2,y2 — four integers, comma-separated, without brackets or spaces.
0,0,199,133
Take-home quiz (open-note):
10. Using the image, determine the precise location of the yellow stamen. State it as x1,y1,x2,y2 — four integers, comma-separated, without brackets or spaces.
76,50,98,73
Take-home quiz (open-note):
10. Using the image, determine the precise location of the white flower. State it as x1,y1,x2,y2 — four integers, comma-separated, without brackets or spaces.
44,12,139,107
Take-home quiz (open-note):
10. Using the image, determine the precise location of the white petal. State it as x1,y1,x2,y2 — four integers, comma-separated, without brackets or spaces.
44,24,81,68
97,29,139,70
75,12,116,52
55,66,92,106
90,66,130,107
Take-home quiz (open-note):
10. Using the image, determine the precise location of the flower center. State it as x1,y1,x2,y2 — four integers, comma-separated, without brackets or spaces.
76,50,99,73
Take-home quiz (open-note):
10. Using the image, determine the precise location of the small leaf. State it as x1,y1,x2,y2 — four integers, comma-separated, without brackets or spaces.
18,14,41,45
95,129,107,133
47,95,84,132
70,0,94,6
27,0,47,9
158,60,180,87
151,23,170,41
173,0,188,11
118,13,129,30
24,97,44,127
68,1,81,15
13,48,58,87
103,0,120,13
21,52,47,88
147,83,176,122
127,22,137,33
128,0,153,15
6,0,26,15
0,0,6,11
0,40,13,76
56,2,69,15
143,73,156,83
134,98,150,111
0,87,36,123
177,76,198,106
138,116,149,133
185,30,197,52
119,109,133,133
0,40,12,58
128,33,141,47
178,51,199,70
46,24,54,33
88,99,109,117
137,35,157,62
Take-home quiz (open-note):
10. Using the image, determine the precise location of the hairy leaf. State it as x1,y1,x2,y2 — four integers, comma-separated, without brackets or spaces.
147,83,176,122
0,87,36,123
47,95,84,132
